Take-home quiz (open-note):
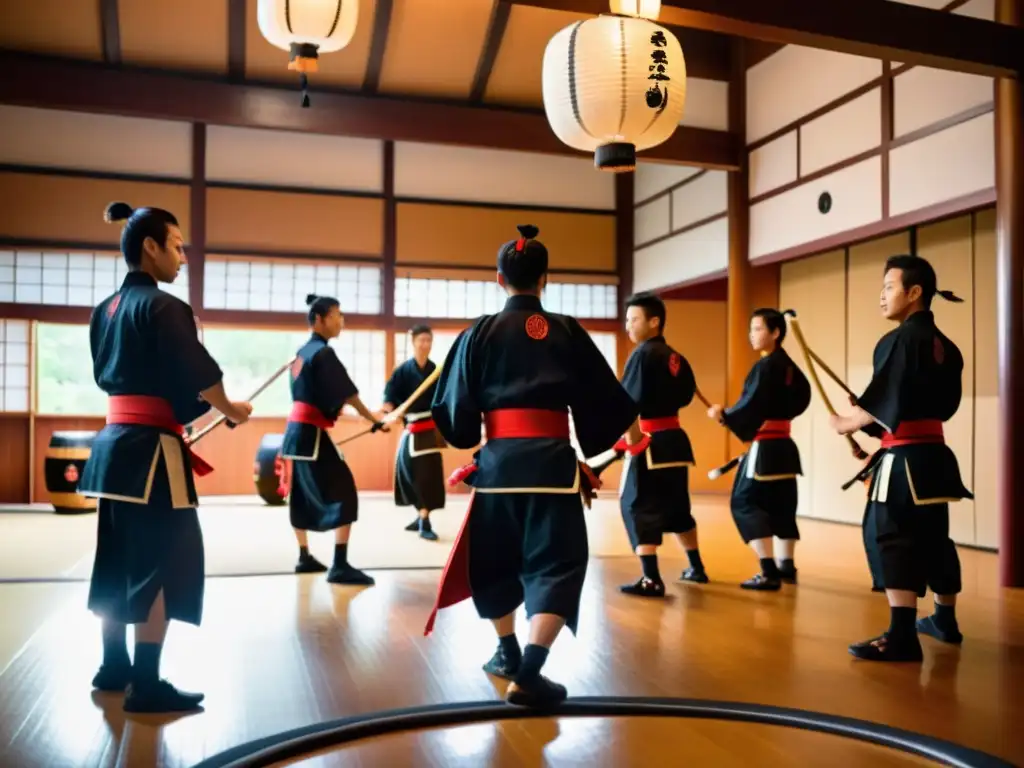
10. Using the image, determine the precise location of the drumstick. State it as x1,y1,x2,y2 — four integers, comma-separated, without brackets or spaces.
335,365,442,447
782,310,868,461
187,357,295,446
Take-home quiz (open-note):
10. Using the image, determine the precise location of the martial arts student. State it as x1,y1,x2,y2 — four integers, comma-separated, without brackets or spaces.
282,294,387,585
424,225,637,707
80,202,253,712
831,255,971,662
382,324,446,541
617,291,709,597
707,309,811,590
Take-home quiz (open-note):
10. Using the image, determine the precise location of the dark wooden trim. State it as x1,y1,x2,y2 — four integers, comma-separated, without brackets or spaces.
615,173,634,314
750,187,996,266
205,248,383,264
189,124,207,310
652,269,729,297
227,0,247,82
881,61,893,219
0,304,93,324
198,309,385,330
394,262,618,278
395,196,615,216
748,79,883,151
0,164,190,186
205,180,383,199
0,237,120,252
890,102,994,149
660,276,728,301
634,211,728,251
745,41,786,69
470,1,512,103
389,315,622,333
796,127,802,179
382,141,396,322
0,52,740,169
908,225,918,256
749,148,880,206
634,171,707,209
362,0,394,93
99,0,121,66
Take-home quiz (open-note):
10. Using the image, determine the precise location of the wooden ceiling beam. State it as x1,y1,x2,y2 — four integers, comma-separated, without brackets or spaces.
469,0,513,103
99,0,121,65
513,0,1023,77
227,0,247,82
0,52,739,169
362,0,395,93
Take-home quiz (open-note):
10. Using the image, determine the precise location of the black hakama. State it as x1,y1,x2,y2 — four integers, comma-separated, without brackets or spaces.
619,452,694,549
285,430,359,532
394,427,446,512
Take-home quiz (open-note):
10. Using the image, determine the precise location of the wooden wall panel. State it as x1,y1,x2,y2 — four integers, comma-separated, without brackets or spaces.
893,68,993,138
916,215,976,544
671,172,728,230
663,300,728,493
889,113,995,217
679,78,730,131
972,208,998,548
0,0,103,60
119,0,228,74
0,416,31,503
206,188,384,256
750,156,882,260
633,217,728,293
634,196,671,246
206,127,383,193
395,202,615,271
0,173,191,245
780,250,865,524
746,46,882,144
0,106,192,179
749,131,798,199
394,142,615,211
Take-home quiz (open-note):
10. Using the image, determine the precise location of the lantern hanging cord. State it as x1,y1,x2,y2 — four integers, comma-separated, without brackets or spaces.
299,72,310,108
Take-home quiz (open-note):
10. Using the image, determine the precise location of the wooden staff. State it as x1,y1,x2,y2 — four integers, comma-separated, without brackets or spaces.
187,357,295,446
805,346,856,399
782,309,868,461
335,365,442,447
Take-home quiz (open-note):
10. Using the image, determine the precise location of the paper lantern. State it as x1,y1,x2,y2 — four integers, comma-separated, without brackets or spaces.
542,13,686,171
609,0,661,19
257,0,359,107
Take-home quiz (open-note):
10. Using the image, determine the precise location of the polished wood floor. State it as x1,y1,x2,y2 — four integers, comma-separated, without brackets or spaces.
0,496,1022,767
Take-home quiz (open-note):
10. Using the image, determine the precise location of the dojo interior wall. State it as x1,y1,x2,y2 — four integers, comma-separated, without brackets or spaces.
0,104,624,503
777,208,997,549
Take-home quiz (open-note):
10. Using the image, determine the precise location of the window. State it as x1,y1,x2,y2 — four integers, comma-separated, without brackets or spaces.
392,329,463,370
393,276,618,320
0,319,30,412
0,250,188,306
203,257,382,316
35,323,103,415
588,330,618,375
200,328,387,417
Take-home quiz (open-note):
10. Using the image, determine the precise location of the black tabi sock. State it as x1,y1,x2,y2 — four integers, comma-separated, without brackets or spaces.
515,644,549,684
888,606,919,641
640,554,662,582
686,549,704,572
499,633,522,665
102,620,130,668
760,558,781,579
133,642,163,684
933,602,958,629
333,543,348,568
419,517,433,533
779,558,795,573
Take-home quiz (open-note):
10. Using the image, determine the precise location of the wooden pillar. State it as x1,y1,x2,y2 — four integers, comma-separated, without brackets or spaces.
615,172,635,375
188,123,207,312
995,0,1024,587
726,41,753,442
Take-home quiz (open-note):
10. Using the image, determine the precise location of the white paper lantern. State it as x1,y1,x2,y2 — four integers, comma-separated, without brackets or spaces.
542,14,686,171
257,0,359,106
609,0,661,19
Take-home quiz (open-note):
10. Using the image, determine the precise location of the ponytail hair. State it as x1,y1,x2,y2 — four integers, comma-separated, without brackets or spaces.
305,293,340,325
104,201,179,267
937,289,964,304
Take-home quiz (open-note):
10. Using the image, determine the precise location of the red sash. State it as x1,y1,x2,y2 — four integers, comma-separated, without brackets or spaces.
881,419,944,448
754,419,792,442
107,395,214,476
407,418,437,434
288,401,335,430
424,408,571,636
638,416,680,434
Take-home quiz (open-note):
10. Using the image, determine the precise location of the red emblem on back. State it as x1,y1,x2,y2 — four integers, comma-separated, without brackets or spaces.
106,294,121,318
933,336,945,365
668,353,681,377
290,357,304,380
64,464,79,484
525,314,549,340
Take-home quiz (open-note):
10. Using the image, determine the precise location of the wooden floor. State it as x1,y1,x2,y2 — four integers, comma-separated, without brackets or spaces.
0,495,1022,767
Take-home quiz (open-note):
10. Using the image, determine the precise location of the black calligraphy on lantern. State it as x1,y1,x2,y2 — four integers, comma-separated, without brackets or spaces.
646,30,670,110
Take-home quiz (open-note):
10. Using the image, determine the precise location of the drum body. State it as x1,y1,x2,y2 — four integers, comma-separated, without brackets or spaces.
254,433,288,506
45,431,97,514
